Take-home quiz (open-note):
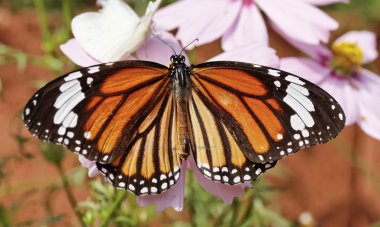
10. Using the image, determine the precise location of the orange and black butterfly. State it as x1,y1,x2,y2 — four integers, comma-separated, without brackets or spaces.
23,54,345,195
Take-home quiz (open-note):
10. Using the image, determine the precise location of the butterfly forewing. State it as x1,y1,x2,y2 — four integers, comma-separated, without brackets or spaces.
23,61,169,164
191,61,345,164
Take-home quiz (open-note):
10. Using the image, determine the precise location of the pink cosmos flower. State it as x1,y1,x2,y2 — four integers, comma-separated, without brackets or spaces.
61,32,279,210
154,0,346,51
280,31,380,140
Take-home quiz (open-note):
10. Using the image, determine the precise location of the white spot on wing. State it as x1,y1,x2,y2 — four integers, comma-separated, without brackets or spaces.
67,131,74,138
289,83,309,96
268,69,281,77
87,77,94,85
88,66,100,74
284,95,314,127
285,75,305,85
58,126,66,136
59,80,79,92
274,81,281,87
286,86,314,112
233,176,241,183
140,187,148,194
84,131,91,139
290,114,305,131
63,111,76,128
54,92,85,124
54,82,82,109
64,71,82,81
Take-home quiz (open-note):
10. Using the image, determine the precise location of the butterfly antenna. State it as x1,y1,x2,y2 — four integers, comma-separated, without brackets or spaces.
180,38,199,55
151,33,177,55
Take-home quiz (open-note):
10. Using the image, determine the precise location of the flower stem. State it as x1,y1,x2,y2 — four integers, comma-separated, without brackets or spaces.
33,0,53,54
348,128,360,227
229,199,240,226
62,0,74,37
100,190,128,227
56,163,86,227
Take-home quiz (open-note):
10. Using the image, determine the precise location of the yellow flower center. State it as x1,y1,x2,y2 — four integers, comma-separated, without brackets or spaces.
330,42,363,76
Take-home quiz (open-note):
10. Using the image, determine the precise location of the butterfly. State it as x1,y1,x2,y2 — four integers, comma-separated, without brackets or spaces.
23,54,345,195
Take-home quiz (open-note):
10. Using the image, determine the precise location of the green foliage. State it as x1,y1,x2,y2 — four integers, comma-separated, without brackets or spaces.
327,0,380,22
40,143,65,165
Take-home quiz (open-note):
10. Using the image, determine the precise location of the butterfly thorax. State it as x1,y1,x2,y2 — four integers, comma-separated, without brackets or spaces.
169,55,192,160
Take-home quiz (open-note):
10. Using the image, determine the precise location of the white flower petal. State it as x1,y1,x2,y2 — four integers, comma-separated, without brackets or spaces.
72,0,161,62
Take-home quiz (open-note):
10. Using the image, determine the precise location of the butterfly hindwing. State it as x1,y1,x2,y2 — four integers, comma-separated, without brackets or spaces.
96,91,183,195
23,61,169,164
191,61,345,164
189,90,276,184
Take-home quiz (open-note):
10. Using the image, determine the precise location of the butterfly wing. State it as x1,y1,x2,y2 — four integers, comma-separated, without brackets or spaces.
190,61,345,165
96,91,183,195
189,90,276,184
23,61,170,164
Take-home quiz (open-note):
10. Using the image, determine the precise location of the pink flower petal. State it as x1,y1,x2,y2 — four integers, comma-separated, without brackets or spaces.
153,0,198,31
137,161,187,212
222,4,268,51
78,155,100,177
175,0,240,49
319,77,360,125
60,39,100,67
275,27,332,62
257,0,338,44
136,31,189,65
357,69,380,140
299,0,349,6
187,155,251,204
334,31,378,64
280,57,329,83
210,43,279,67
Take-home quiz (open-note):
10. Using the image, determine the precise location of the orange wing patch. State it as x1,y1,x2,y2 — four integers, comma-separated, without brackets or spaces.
96,80,164,154
194,68,267,96
86,96,103,110
84,95,124,140
196,78,270,154
100,67,167,94
266,98,283,113
244,97,284,142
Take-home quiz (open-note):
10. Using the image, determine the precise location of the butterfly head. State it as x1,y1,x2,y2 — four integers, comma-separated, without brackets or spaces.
170,54,186,66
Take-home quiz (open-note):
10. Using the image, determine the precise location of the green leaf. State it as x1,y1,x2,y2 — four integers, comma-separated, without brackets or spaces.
40,143,65,165
0,206,11,227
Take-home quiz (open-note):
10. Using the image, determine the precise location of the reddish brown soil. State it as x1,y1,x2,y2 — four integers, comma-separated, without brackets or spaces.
1,7,380,227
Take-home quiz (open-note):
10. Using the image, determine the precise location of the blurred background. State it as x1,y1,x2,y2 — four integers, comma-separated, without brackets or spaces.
1,0,380,226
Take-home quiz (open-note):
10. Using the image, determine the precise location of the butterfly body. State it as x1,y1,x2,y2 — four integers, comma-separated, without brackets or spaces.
169,55,193,159
23,56,345,195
